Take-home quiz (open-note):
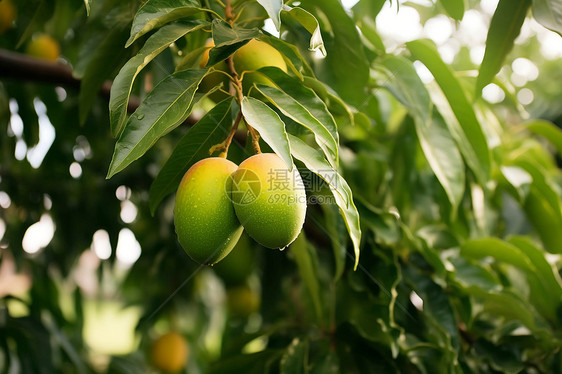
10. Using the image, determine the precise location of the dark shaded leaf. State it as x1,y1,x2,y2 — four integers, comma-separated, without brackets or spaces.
148,97,235,213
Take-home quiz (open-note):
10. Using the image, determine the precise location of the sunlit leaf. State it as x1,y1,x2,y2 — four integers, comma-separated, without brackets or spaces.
532,0,562,35
110,21,207,136
126,0,210,47
476,0,531,96
257,0,282,31
107,69,208,178
281,6,325,55
288,134,361,269
379,55,464,214
408,39,491,184
438,0,465,20
241,96,293,170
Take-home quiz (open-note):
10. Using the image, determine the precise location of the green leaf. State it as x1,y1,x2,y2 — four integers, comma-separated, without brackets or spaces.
256,84,338,167
462,238,558,321
107,69,208,178
208,350,283,374
525,190,562,254
148,98,235,214
208,20,260,66
411,271,460,364
290,234,323,324
515,159,562,223
15,1,55,49
407,39,491,184
288,134,361,269
438,0,465,20
476,0,531,96
281,6,326,55
257,0,283,31
258,67,339,152
379,55,465,214
532,0,562,35
79,24,131,125
524,119,562,156
508,236,562,320
280,338,308,374
501,166,532,201
473,339,524,373
83,0,90,16
261,36,314,78
461,238,535,272
450,257,501,291
110,21,207,137
417,112,465,216
300,0,369,106
126,0,209,47
241,97,293,170
321,202,347,281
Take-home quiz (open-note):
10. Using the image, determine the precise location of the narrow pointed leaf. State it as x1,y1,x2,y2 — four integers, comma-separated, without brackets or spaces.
256,84,338,167
300,0,369,106
290,235,323,324
260,36,314,78
107,69,208,178
110,21,207,137
259,67,339,146
438,0,465,20
288,134,361,269
476,0,531,96
407,39,490,184
257,0,283,31
281,6,325,55
126,0,208,47
532,0,562,35
379,55,464,213
149,98,235,213
208,20,260,66
524,119,562,156
241,97,293,170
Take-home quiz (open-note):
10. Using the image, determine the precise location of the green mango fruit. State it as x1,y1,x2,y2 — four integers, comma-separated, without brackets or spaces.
199,40,231,102
230,153,306,249
232,39,287,94
174,157,243,264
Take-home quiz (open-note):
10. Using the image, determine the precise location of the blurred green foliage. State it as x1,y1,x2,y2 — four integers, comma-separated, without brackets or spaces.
1,0,562,373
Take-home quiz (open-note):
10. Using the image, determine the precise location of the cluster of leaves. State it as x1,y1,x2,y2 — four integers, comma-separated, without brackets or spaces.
2,0,562,373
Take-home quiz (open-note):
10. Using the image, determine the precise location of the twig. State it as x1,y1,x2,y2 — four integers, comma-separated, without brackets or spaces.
0,48,197,125
225,52,261,154
209,110,243,157
223,0,261,154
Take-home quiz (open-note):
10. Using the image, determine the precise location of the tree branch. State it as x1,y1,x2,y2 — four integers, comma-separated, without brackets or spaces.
0,48,195,126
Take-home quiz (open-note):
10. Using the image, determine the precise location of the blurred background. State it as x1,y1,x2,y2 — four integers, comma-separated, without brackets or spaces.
1,0,562,372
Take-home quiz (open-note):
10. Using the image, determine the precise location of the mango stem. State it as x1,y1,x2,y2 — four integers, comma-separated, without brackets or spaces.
209,110,243,157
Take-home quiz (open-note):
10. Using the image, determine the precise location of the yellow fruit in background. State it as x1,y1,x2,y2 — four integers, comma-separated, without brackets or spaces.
174,157,243,265
227,285,260,317
0,0,15,34
199,39,230,102
150,332,189,373
230,153,306,249
26,34,60,62
232,39,287,94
